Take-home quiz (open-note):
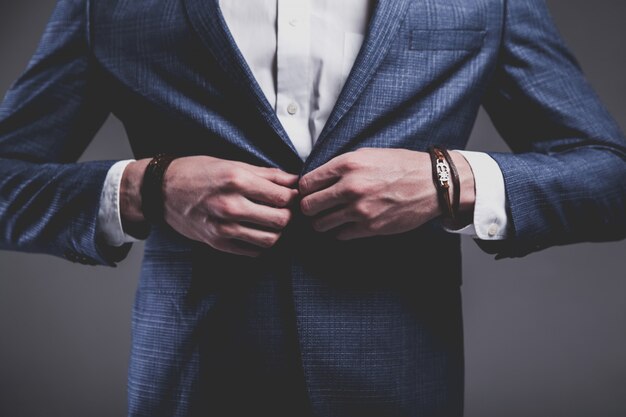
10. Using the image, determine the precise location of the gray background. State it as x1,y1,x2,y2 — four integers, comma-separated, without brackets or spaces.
0,1,624,416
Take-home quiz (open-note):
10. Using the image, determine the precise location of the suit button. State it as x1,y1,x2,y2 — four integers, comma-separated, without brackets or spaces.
64,250,96,265
64,249,78,262
78,255,96,265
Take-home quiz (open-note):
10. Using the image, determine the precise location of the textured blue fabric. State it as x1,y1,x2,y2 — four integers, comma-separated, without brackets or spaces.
0,0,624,416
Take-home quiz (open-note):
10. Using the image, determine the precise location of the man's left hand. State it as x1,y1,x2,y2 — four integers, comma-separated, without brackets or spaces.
299,148,450,240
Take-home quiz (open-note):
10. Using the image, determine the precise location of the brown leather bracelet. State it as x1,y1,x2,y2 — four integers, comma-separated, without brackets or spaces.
440,148,460,220
140,153,178,225
428,146,455,221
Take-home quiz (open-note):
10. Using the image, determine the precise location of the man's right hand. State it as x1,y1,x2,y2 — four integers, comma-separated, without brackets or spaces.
120,155,299,257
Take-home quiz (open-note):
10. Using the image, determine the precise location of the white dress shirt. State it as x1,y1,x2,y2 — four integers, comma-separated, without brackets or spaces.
96,0,509,247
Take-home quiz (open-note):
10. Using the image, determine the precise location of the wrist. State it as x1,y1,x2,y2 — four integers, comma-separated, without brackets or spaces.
120,158,151,224
141,154,179,225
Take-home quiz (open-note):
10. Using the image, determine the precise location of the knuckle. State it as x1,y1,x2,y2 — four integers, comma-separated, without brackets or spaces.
215,199,239,218
269,167,284,178
222,172,243,190
246,251,262,258
211,196,228,216
270,233,281,245
212,222,225,236
298,177,309,194
259,233,279,248
274,211,291,229
312,219,324,232
215,223,234,238
300,198,313,215
344,180,364,198
341,156,362,172
273,191,291,207
203,197,217,212
365,221,379,233
222,201,240,218
353,202,369,219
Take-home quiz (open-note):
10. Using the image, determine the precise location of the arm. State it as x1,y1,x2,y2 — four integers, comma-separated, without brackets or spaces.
297,147,470,240
0,0,131,266
0,0,297,265
480,0,626,258
118,155,300,258
297,0,624,248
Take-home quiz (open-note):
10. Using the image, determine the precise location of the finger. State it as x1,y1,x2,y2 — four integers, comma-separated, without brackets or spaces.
311,206,354,232
229,199,293,230
301,185,349,216
335,223,375,241
299,160,343,196
211,238,263,258
217,222,282,249
250,166,300,187
241,178,299,207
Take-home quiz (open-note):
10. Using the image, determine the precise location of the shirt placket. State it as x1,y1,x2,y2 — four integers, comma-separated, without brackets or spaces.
276,0,312,160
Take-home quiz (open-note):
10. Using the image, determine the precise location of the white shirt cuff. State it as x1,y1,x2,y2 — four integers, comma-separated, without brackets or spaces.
445,150,509,240
96,159,143,247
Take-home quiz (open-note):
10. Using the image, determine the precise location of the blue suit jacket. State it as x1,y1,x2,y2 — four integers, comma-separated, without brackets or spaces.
1,0,625,416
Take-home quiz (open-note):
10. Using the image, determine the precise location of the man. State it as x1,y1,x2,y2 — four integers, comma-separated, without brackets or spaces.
0,1,624,417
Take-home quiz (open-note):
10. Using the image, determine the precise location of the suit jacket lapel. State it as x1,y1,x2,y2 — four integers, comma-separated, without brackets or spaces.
182,0,301,161
183,0,411,168
306,0,412,166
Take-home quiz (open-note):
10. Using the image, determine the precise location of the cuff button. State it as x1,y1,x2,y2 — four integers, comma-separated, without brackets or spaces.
64,249,78,262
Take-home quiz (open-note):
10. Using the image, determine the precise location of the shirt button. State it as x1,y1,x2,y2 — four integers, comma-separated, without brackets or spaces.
287,102,298,115
487,224,499,237
289,18,298,27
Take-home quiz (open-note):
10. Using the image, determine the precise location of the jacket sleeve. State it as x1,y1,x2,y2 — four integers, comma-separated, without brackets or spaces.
0,0,132,267
479,0,626,259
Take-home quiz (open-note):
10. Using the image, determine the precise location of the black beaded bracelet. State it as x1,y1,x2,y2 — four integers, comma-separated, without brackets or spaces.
140,153,178,225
